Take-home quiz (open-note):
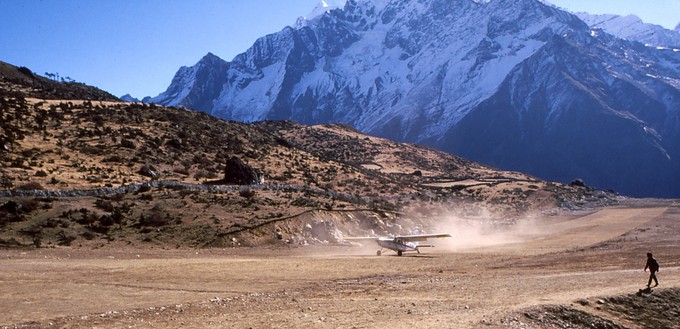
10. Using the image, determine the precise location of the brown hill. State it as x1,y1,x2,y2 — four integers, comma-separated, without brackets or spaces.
0,61,118,101
0,65,618,249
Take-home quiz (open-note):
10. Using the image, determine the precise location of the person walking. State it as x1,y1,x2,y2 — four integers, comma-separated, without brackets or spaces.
644,252,659,288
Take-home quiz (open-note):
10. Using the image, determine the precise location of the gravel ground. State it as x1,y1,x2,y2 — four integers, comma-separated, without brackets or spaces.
1,200,679,329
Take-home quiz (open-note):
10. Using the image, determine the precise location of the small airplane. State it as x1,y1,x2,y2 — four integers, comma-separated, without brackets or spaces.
344,233,452,256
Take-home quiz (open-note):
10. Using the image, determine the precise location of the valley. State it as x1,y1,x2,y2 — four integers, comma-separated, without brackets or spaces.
2,4,680,325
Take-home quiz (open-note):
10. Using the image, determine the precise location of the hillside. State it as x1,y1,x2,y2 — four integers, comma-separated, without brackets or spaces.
0,60,118,101
0,62,617,249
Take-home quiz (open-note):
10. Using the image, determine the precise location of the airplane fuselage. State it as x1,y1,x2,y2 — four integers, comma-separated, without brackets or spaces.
377,238,418,252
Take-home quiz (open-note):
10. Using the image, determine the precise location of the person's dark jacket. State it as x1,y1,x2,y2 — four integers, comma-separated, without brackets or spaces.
645,257,659,272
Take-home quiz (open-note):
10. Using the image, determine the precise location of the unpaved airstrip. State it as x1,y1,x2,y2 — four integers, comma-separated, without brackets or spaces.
1,199,679,328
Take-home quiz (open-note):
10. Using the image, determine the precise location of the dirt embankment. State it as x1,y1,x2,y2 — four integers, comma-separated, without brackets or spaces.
505,288,680,329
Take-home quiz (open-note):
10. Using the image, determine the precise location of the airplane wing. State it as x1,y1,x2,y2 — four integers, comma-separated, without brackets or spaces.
394,233,452,242
342,236,385,246
343,234,451,242
343,237,382,241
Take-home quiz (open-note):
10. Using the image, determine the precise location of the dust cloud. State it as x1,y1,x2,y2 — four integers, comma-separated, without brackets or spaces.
419,209,553,252
301,205,562,256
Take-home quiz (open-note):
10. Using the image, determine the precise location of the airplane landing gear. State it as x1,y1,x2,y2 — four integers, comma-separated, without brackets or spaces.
376,250,382,256
397,250,403,256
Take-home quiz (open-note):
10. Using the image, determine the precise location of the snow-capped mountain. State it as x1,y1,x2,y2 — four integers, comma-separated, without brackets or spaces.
148,0,680,198
120,94,140,102
576,13,680,47
144,52,228,114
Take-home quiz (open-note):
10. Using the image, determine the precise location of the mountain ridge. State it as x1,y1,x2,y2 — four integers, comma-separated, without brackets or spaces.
146,0,680,197
576,13,680,47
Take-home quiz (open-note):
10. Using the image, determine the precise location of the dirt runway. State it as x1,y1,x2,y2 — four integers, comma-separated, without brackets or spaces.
1,201,679,328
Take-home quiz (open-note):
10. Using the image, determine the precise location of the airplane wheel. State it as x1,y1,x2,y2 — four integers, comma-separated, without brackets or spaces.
376,250,382,256
397,251,403,256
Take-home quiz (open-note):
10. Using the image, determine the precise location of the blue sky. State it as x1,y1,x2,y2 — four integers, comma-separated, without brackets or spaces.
1,0,678,99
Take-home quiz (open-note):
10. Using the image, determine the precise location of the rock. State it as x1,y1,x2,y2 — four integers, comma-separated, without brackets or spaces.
570,179,587,188
138,165,159,179
223,156,261,185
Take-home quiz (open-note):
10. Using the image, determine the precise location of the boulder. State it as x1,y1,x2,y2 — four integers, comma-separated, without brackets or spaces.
223,156,261,185
138,165,159,179
570,179,587,188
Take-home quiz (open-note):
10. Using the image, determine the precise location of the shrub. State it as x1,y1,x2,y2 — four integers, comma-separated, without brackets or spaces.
17,182,45,190
239,188,256,199
138,207,171,227
18,199,41,213
81,231,96,240
57,231,77,246
19,224,42,237
111,208,126,228
94,199,114,212
194,169,218,180
172,167,190,175
80,145,105,155
103,155,124,163
18,66,34,78
120,139,136,149
0,211,24,225
139,194,153,201
0,174,13,188
97,214,115,227
86,176,103,183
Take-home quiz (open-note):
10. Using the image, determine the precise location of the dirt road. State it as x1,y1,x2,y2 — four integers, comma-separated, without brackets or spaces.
1,201,679,328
